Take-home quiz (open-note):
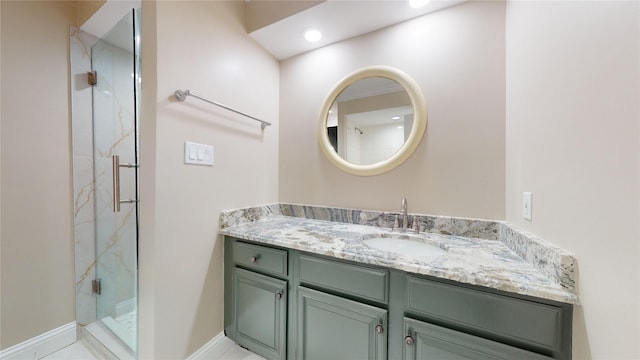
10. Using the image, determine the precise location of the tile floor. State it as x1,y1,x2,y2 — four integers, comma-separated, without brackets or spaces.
41,341,104,360
42,339,263,360
216,345,264,360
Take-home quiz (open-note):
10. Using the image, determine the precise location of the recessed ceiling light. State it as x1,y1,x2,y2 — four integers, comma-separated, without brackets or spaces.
392,116,401,120
408,0,430,9
304,28,322,43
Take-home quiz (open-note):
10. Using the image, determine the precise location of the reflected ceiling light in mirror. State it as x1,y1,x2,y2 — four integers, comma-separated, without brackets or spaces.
408,0,431,9
303,28,322,43
392,116,401,120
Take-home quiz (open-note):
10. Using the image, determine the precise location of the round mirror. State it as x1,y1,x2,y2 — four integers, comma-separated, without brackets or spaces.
318,66,427,176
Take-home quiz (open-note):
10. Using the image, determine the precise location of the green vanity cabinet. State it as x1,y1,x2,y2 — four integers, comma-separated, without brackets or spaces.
224,236,572,360
297,287,387,360
295,254,389,360
297,254,389,304
233,268,287,360
402,318,552,360
404,275,568,357
232,240,288,277
225,238,290,360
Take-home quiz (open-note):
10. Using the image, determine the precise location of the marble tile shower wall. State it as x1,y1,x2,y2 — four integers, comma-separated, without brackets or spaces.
70,27,137,325
91,29,137,322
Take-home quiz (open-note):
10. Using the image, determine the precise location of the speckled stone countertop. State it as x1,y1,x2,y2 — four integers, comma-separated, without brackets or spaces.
219,204,578,304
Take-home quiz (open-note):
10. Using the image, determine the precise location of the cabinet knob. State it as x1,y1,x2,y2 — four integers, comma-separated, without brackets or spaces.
250,256,258,263
275,291,283,300
375,324,384,334
404,335,415,346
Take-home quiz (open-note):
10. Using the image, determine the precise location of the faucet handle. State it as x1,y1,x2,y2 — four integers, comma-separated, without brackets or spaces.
412,217,419,234
393,215,399,230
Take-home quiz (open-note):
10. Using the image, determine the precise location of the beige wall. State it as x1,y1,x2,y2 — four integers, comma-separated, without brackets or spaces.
138,1,158,357
0,0,3,348
0,0,77,350
0,0,278,356
279,1,506,219
282,0,640,357
505,1,640,358
1,1,637,358
139,1,280,358
0,0,3,350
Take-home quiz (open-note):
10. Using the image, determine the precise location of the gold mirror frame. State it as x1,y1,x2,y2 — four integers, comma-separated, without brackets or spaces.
318,66,427,176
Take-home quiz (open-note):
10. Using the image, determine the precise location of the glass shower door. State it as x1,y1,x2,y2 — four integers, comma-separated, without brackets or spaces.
92,9,140,353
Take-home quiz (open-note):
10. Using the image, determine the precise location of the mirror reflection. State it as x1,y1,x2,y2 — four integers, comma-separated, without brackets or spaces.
326,77,413,166
318,66,427,176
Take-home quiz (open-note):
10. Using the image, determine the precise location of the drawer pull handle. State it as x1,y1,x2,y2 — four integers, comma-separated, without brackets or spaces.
405,335,415,345
375,324,384,334
250,256,258,263
275,291,283,300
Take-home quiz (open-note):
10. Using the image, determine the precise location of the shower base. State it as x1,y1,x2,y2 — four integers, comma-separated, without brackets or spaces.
83,321,135,360
101,311,136,352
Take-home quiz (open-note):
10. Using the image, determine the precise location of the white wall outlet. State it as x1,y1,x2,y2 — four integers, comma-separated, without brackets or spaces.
184,141,214,166
523,192,533,221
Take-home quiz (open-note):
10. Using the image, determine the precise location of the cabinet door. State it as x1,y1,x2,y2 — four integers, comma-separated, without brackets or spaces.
298,287,387,360
234,268,287,360
406,275,564,353
403,318,552,360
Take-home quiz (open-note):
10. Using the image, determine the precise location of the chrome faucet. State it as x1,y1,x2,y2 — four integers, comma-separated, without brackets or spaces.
400,197,408,231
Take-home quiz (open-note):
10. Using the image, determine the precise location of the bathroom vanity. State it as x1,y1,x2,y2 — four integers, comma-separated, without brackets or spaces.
221,204,577,360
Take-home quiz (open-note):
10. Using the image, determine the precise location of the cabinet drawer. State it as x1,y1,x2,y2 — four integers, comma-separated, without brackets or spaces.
299,254,388,304
233,241,287,276
406,276,563,352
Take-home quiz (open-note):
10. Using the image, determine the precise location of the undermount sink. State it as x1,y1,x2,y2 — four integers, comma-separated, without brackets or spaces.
363,234,446,261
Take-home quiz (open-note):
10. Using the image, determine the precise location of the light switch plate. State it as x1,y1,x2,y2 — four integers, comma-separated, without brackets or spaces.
523,192,532,221
184,141,214,166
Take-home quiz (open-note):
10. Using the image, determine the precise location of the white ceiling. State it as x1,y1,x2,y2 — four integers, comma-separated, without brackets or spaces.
249,0,466,60
348,105,413,128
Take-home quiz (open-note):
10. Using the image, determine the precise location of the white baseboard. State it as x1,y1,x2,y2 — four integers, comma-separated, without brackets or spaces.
0,321,77,360
186,331,234,360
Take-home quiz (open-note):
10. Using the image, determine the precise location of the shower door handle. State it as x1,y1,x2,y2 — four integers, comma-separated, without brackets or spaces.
112,155,139,212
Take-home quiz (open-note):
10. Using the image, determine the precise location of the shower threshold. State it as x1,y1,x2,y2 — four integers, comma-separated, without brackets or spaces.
83,321,136,360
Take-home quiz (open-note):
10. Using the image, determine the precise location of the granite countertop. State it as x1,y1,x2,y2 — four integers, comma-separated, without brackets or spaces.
219,204,579,304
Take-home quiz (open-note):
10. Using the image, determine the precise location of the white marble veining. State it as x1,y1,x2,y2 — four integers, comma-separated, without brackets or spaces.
91,28,138,329
220,204,578,304
71,25,138,338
